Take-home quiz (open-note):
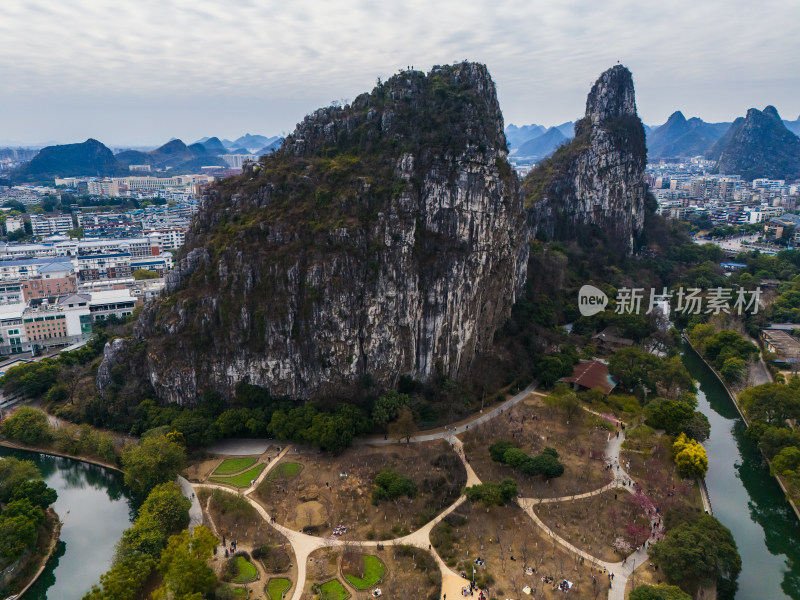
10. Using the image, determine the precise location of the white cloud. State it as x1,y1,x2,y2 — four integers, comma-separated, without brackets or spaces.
1,0,798,144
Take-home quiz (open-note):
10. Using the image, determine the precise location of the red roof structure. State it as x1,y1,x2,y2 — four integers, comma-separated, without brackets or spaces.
561,360,617,395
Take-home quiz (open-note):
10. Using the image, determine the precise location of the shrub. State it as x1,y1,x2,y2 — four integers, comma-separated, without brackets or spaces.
371,469,417,504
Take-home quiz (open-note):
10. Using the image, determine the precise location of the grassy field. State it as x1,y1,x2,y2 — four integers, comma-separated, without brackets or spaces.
269,461,303,480
267,577,292,600
233,556,259,583
210,463,266,488
213,457,257,476
343,555,385,589
319,580,350,600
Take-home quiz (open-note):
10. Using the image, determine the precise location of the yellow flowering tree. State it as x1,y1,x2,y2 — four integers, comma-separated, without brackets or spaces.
672,433,709,478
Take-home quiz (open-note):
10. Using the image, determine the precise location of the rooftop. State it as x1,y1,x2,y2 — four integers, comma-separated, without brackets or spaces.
561,360,617,395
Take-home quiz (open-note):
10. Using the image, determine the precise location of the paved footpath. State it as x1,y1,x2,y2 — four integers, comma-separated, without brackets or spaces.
186,392,665,600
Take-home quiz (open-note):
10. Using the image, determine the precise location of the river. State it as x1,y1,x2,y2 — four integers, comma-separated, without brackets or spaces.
0,446,135,600
682,345,800,599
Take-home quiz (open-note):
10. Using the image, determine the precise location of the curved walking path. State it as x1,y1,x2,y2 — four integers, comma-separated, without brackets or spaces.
519,428,662,600
186,393,664,600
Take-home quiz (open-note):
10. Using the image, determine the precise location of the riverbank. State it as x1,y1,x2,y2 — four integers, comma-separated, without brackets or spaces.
682,334,800,521
11,513,63,600
0,438,123,473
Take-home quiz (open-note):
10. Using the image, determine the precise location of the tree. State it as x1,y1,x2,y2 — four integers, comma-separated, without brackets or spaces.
489,440,514,462
720,357,747,385
646,400,694,435
0,512,37,561
372,469,417,504
629,584,692,600
137,482,192,533
672,433,708,478
372,390,409,427
132,268,159,280
649,515,740,594
741,383,800,426
388,406,416,443
0,406,52,444
152,526,218,600
121,434,186,497
771,446,800,478
464,479,517,507
0,457,40,502
609,347,660,396
11,479,57,509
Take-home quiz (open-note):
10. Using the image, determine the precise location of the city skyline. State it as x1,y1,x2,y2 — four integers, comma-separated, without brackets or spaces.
2,0,799,146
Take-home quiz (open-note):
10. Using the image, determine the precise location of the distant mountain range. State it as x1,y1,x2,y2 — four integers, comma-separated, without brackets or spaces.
645,111,732,158
7,134,286,184
505,121,575,163
10,139,128,183
515,127,568,160
193,133,283,153
707,106,800,180
510,109,800,167
115,138,227,172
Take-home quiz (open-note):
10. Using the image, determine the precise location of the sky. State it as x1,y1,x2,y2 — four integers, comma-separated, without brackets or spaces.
1,0,799,147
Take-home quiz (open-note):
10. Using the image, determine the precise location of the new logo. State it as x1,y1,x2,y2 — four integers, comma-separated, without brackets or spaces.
578,285,608,317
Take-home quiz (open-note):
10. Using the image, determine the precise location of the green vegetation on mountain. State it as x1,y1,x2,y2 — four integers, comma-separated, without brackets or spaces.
707,105,800,180
11,138,126,183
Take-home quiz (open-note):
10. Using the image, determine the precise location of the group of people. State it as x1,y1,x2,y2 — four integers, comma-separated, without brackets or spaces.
332,524,348,536
557,579,573,593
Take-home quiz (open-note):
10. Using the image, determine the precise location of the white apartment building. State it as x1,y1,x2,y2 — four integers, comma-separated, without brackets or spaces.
0,303,28,355
87,179,120,196
4,216,24,233
30,214,74,237
87,289,137,320
144,228,185,249
0,235,163,260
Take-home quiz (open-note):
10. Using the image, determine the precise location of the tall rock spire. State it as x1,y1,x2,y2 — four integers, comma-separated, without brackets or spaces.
524,65,647,254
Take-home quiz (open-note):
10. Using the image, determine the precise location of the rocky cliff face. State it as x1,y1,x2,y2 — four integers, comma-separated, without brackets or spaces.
105,63,528,405
523,65,647,253
706,106,800,180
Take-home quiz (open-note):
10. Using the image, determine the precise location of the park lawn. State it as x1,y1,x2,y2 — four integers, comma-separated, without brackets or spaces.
269,462,303,480
343,555,386,590
210,463,266,488
319,580,350,600
233,556,259,583
213,457,257,476
267,577,292,600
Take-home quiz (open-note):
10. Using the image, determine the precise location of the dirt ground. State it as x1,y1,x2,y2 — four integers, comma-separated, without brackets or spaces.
623,562,668,596
530,490,652,562
432,502,608,600
462,397,613,499
620,433,704,517
254,441,466,540
185,457,224,482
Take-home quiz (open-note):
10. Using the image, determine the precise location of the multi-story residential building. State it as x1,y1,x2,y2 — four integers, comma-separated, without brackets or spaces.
87,289,137,320
4,216,24,233
144,228,185,249
0,234,163,260
0,303,28,355
76,253,132,282
130,255,173,277
20,262,78,301
30,213,74,237
0,283,23,304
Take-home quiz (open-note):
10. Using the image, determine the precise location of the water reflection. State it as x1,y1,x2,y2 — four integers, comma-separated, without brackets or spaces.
0,446,135,599
683,345,800,600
